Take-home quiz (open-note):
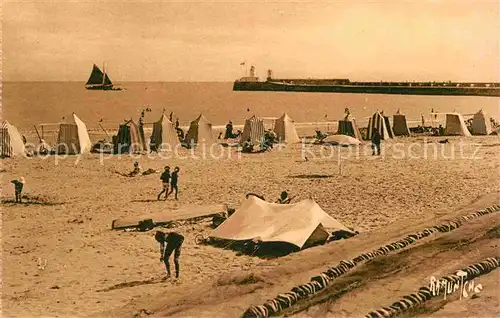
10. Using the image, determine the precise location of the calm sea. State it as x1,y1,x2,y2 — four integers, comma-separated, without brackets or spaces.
3,82,499,132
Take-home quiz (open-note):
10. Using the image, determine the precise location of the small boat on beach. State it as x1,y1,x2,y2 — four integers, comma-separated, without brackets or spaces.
85,64,122,91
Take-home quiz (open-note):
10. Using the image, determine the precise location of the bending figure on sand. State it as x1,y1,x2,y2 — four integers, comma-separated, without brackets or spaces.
155,231,184,279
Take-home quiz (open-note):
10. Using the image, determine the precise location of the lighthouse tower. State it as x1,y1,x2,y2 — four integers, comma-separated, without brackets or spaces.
249,65,256,77
267,69,273,81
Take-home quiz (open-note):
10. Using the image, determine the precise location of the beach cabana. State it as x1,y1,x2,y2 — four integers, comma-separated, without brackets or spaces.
471,110,492,135
337,114,363,140
184,113,214,145
445,113,471,137
152,114,180,151
114,119,146,154
366,112,394,140
392,114,411,136
211,196,355,251
56,113,92,154
273,113,300,143
240,115,265,145
0,121,26,158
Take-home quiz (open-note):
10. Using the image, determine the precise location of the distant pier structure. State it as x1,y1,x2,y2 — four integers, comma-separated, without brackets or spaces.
233,66,500,97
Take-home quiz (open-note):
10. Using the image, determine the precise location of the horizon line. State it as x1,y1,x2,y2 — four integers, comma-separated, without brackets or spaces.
4,79,500,83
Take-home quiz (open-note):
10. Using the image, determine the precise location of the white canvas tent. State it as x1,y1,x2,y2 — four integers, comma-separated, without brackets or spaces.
0,121,26,157
240,115,265,144
273,113,300,143
184,113,214,145
211,196,354,249
56,113,91,154
471,110,492,135
445,113,471,136
366,112,394,140
392,114,411,136
152,114,180,151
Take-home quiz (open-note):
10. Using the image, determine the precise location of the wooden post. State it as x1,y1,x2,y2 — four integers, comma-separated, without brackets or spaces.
33,125,42,142
338,147,342,176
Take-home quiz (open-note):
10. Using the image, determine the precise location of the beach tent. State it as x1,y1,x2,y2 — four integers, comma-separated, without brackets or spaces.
0,121,26,158
471,110,492,135
211,196,355,249
445,113,471,137
152,114,180,151
273,113,300,143
323,135,362,146
392,114,411,136
114,120,146,154
56,113,92,154
240,115,265,144
366,112,394,140
337,114,363,140
184,113,214,145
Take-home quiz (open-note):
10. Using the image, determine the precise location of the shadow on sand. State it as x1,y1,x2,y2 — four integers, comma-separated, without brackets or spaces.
130,199,167,203
1,196,65,206
289,174,334,179
97,277,167,292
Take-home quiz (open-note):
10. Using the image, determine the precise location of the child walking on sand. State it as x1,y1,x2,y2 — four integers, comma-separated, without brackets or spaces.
11,177,25,203
168,167,180,200
157,166,171,200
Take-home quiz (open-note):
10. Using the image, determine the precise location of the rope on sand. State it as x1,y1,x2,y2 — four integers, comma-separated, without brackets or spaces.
364,256,500,318
242,205,500,318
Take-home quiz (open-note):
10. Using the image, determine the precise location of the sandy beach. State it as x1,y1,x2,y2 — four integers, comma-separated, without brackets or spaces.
1,132,499,317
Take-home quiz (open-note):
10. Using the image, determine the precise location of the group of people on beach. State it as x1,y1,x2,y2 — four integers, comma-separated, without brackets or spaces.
157,165,180,201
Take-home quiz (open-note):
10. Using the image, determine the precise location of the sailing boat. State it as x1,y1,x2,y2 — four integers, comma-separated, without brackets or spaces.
85,64,121,90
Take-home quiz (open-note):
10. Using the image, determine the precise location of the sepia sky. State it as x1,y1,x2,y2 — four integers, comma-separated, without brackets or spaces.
3,0,499,82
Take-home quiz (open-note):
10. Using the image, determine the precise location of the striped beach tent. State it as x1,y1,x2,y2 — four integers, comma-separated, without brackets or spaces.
184,113,214,146
0,121,26,158
445,113,471,136
240,115,265,145
114,119,146,154
273,113,300,143
366,112,394,140
56,113,92,155
392,113,411,136
152,114,180,151
337,114,362,140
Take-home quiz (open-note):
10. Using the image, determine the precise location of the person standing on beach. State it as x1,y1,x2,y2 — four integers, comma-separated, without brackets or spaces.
225,121,234,139
371,129,381,155
155,231,184,279
168,167,180,200
11,177,25,203
157,166,171,200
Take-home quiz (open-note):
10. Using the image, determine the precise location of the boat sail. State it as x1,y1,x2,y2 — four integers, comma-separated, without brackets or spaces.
85,64,121,90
